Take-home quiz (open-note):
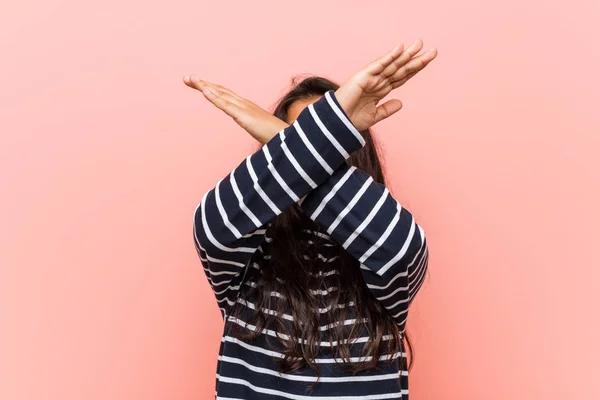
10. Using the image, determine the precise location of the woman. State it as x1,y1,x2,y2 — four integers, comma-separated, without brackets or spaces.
186,39,437,399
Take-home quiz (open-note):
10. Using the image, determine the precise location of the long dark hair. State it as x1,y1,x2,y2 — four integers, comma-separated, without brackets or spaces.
229,76,413,377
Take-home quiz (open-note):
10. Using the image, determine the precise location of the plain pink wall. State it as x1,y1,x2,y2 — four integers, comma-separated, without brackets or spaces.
1,1,599,399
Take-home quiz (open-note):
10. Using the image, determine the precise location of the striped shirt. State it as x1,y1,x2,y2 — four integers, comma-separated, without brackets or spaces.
193,90,429,399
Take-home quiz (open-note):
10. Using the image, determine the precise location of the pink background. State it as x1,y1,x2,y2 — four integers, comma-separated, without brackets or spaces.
1,1,599,399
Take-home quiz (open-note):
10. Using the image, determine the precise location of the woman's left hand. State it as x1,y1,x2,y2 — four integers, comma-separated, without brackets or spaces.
334,39,438,131
183,77,287,145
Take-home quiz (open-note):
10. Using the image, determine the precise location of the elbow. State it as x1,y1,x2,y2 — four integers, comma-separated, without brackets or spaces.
193,202,211,253
407,235,429,298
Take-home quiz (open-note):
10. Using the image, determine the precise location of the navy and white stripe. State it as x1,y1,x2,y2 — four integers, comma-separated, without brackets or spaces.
300,163,428,333
193,90,428,399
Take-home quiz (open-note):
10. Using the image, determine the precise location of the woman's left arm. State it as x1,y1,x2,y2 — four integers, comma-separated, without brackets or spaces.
299,162,428,332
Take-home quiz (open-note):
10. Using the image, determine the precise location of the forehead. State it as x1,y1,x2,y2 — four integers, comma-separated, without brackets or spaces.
286,96,323,121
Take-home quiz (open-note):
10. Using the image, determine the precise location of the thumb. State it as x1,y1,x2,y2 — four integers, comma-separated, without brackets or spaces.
374,99,403,124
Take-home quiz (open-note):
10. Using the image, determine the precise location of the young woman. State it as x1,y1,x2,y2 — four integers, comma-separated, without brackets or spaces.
186,39,437,399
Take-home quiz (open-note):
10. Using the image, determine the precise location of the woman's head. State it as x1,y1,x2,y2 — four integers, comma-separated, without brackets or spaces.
273,76,385,186
229,75,412,379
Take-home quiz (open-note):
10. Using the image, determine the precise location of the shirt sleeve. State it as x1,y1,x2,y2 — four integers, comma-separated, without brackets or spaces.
299,162,429,332
193,90,366,317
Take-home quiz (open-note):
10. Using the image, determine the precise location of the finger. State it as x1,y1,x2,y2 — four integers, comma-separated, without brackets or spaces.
390,48,437,83
364,43,405,76
188,77,242,117
381,38,424,79
203,88,243,118
184,76,229,99
374,99,403,124
184,75,196,88
202,81,248,108
390,70,419,89
211,83,242,100
184,75,210,92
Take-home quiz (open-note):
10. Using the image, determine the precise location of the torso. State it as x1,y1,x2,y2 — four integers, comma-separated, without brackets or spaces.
214,230,409,400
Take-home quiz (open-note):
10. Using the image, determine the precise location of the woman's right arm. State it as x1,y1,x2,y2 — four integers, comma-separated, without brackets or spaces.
193,90,365,316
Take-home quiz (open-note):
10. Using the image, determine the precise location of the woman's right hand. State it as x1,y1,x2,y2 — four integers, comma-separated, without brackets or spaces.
183,77,289,145
335,39,437,131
